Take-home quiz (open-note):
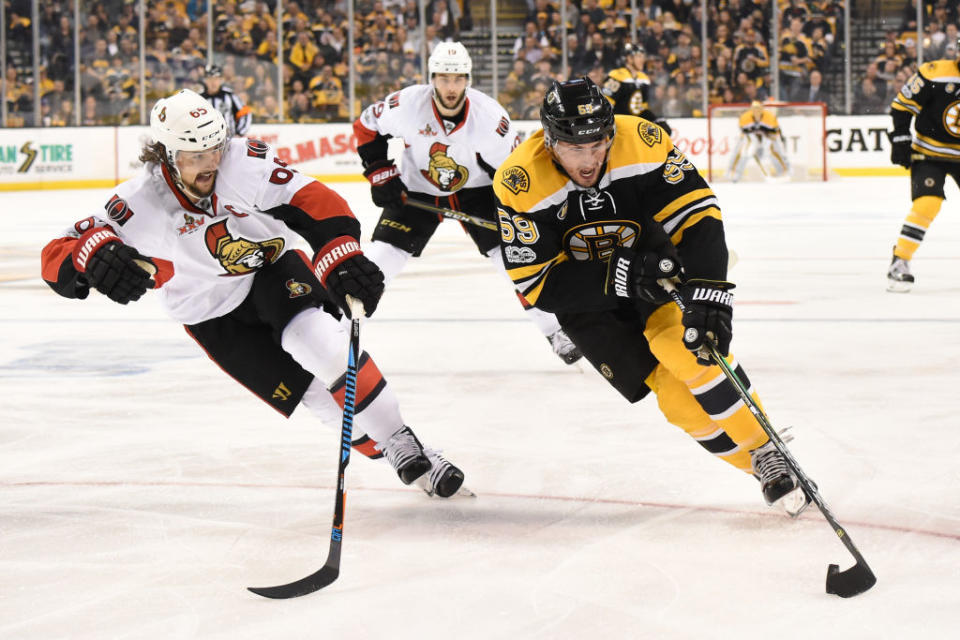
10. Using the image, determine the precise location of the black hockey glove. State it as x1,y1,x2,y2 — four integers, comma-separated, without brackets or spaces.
72,227,154,304
313,236,385,318
680,279,735,366
655,118,672,136
363,159,406,209
605,244,682,304
887,130,913,168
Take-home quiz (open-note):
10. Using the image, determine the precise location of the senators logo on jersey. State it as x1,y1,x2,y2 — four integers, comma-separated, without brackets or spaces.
420,142,469,192
204,220,284,275
285,279,312,298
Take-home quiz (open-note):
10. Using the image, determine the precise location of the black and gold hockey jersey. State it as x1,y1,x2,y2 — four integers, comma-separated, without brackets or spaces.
493,115,728,314
739,108,782,137
602,68,652,116
891,59,960,161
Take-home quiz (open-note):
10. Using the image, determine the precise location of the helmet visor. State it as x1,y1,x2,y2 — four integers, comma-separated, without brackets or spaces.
175,140,226,171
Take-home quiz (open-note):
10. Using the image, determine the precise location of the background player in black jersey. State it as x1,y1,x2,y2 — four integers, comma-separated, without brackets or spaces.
494,77,810,516
601,43,672,135
886,36,960,292
200,64,252,138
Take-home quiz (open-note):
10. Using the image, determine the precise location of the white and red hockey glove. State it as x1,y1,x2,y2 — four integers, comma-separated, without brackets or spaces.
72,227,155,304
313,236,385,318
363,159,406,209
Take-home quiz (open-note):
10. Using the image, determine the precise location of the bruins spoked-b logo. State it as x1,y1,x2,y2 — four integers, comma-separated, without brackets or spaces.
943,100,960,137
565,220,639,261
421,142,469,191
501,166,530,195
204,220,284,275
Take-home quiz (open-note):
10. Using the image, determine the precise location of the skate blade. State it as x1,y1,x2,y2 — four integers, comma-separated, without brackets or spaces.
779,486,812,518
886,279,913,293
414,476,477,498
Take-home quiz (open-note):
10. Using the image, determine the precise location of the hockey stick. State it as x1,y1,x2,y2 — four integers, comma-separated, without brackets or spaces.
404,197,499,231
247,296,364,599
662,281,877,598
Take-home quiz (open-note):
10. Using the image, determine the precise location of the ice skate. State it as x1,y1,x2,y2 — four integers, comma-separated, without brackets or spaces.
750,440,809,517
887,252,914,293
547,328,583,365
415,448,475,498
379,426,431,485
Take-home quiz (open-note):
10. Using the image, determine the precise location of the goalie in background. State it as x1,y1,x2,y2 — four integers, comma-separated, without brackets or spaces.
727,100,790,182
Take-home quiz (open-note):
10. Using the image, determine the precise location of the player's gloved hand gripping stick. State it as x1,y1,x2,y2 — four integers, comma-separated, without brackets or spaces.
660,278,877,598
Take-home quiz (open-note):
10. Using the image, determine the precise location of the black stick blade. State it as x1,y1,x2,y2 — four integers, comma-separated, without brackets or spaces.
248,565,339,599
825,562,877,598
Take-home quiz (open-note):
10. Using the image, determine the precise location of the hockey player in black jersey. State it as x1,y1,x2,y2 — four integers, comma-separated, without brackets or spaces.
200,64,252,138
493,77,808,515
601,43,671,135
886,36,960,292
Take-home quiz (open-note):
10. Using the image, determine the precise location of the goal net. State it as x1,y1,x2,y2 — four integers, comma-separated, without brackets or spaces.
706,101,828,182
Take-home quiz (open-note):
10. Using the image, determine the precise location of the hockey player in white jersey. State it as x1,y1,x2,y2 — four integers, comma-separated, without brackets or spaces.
352,41,582,365
40,88,465,498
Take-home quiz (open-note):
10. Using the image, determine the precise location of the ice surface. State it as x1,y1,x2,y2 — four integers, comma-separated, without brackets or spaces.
1,177,958,639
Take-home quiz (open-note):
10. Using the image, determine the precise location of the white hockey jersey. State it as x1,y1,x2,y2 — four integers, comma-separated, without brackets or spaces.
42,138,357,325
354,84,520,194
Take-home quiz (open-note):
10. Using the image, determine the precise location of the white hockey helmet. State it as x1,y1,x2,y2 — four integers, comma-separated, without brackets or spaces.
149,88,227,166
428,41,472,85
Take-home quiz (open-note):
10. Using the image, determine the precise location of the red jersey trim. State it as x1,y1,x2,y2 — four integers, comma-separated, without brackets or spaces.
160,163,216,216
41,237,77,283
353,119,379,147
432,96,470,135
289,180,353,221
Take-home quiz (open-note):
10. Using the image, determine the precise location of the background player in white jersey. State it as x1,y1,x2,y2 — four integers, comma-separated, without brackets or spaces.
352,41,582,365
728,100,790,182
40,89,464,498
200,64,251,138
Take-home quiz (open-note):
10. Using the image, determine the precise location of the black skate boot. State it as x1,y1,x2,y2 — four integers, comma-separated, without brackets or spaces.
886,250,914,293
379,426,430,485
751,440,805,514
419,447,470,498
547,329,583,365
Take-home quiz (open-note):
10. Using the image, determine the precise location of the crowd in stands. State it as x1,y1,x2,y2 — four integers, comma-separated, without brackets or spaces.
853,0,960,115
0,0,950,128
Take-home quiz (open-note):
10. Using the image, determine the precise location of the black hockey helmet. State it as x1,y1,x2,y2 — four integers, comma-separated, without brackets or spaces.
540,77,615,147
203,64,223,78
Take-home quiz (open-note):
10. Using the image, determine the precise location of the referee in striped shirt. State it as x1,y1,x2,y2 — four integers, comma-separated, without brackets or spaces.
200,64,252,137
